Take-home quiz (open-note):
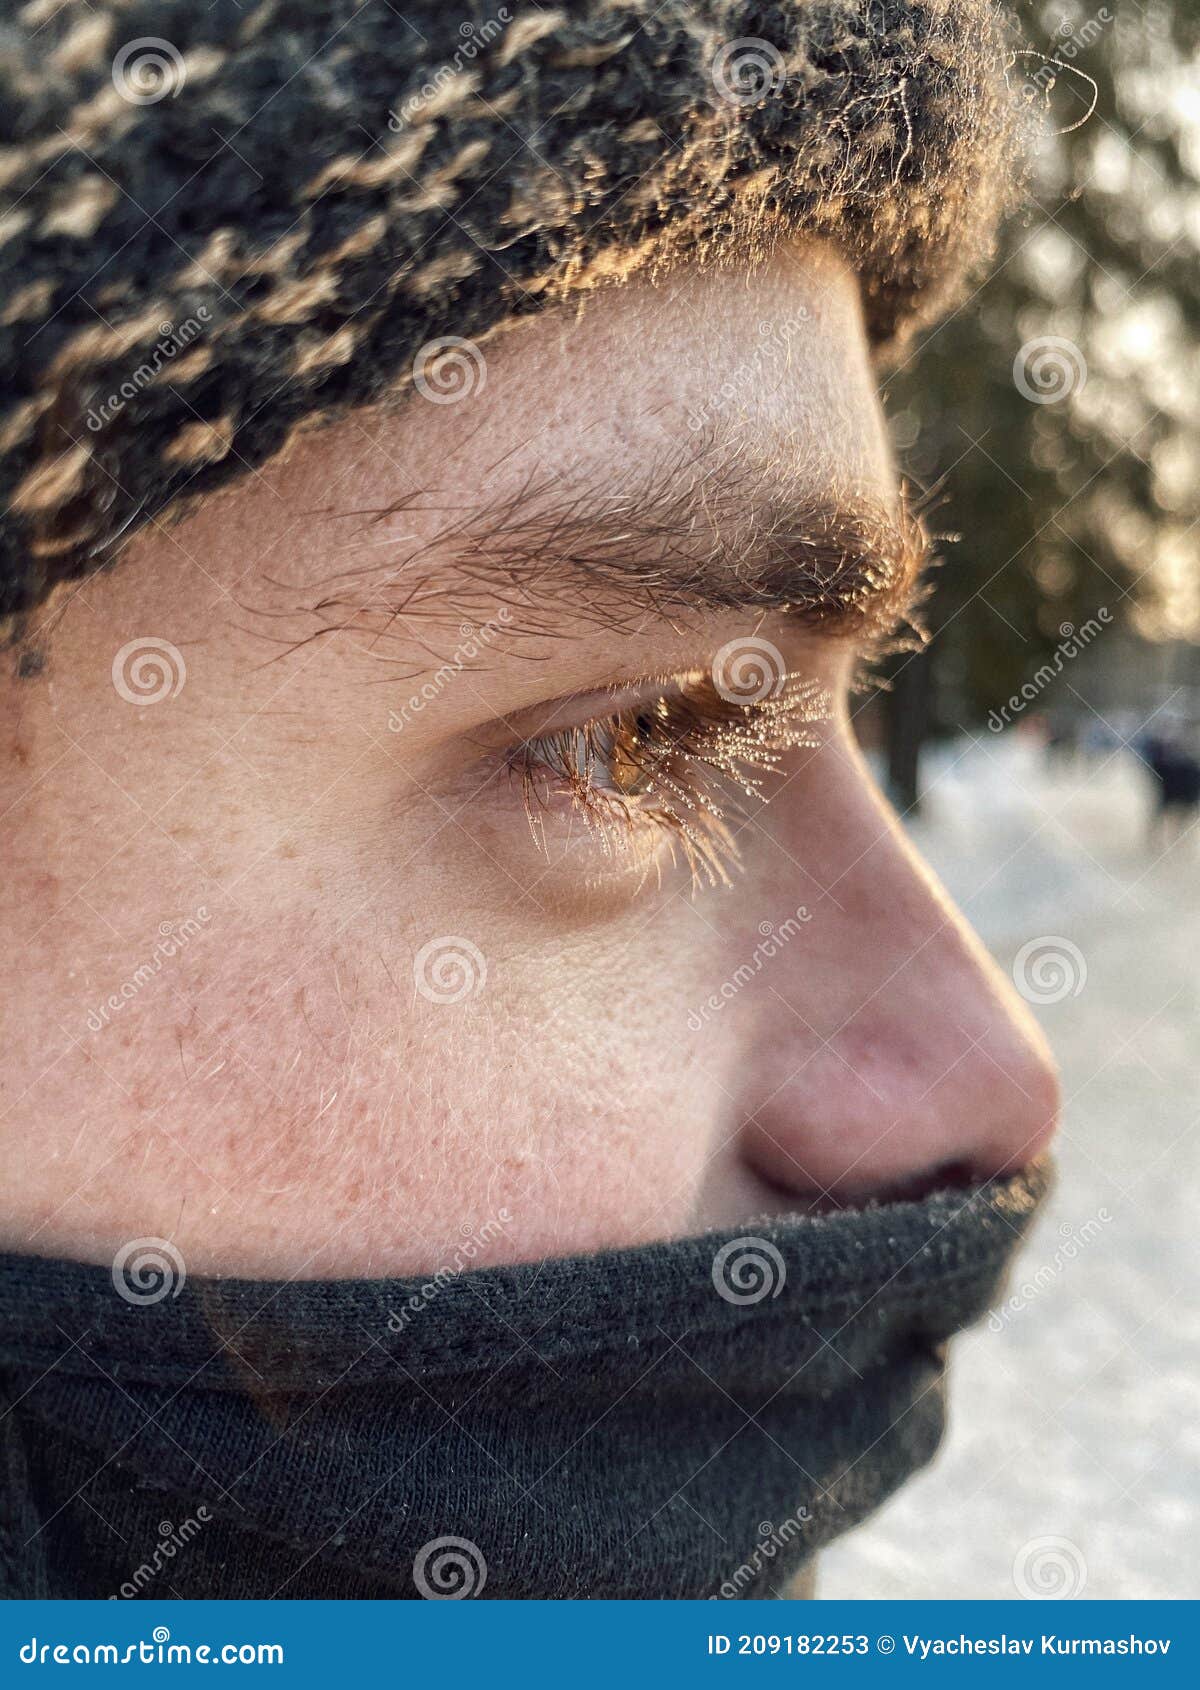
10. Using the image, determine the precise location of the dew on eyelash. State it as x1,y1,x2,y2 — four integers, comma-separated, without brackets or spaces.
515,673,830,891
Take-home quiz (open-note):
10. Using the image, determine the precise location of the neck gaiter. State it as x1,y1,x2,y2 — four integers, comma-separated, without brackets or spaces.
0,1165,1048,1601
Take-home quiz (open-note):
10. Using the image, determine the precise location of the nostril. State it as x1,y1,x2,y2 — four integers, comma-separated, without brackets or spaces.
823,1158,979,1212
908,1157,977,1201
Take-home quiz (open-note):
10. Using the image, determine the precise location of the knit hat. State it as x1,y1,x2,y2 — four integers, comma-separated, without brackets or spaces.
0,0,1026,630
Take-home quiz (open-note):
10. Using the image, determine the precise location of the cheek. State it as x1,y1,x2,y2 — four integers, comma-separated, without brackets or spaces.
34,895,738,1275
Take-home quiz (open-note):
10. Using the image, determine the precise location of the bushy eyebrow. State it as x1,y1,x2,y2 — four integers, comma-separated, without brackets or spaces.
296,443,930,652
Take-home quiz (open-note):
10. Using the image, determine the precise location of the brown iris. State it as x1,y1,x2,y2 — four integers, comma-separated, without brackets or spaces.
511,670,828,888
605,703,671,795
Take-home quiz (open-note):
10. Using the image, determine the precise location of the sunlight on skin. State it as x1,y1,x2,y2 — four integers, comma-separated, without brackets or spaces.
0,244,1057,1278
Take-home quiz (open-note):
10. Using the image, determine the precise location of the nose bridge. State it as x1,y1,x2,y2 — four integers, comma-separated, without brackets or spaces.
740,785,1060,1202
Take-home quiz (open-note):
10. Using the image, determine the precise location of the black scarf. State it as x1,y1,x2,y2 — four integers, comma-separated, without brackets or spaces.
0,1165,1048,1600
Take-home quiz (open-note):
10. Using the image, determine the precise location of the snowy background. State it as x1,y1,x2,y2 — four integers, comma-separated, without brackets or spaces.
820,732,1200,1600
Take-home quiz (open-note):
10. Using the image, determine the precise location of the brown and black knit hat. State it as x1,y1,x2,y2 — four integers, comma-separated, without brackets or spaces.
0,0,1026,629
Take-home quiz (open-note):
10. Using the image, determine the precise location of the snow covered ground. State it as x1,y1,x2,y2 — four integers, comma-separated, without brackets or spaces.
819,731,1200,1600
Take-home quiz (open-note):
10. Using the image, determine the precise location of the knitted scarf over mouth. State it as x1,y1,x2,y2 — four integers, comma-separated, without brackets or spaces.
0,0,1028,631
0,1163,1049,1599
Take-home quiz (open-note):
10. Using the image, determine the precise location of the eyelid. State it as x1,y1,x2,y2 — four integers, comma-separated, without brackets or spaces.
465,668,709,752
507,667,830,888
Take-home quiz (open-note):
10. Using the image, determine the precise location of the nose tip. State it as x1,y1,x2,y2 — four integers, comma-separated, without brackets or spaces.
731,747,1062,1210
740,968,1061,1207
978,1026,1061,1177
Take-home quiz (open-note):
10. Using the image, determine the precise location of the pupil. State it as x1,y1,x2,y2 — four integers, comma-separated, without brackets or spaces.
611,711,656,795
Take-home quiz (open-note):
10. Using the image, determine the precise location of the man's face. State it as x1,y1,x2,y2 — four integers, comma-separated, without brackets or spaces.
2,242,1058,1278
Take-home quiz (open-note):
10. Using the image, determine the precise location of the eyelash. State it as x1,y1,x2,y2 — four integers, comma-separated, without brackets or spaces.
509,670,828,886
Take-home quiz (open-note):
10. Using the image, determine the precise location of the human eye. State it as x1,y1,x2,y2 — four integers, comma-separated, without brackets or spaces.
503,665,830,888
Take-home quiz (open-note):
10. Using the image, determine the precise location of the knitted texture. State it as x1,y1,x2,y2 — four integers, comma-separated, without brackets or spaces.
0,0,1026,627
0,1165,1048,1599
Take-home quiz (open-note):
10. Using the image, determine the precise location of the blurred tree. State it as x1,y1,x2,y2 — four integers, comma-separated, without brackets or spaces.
879,0,1200,760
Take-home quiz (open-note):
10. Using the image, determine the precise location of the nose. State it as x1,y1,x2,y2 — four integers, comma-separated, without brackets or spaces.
736,740,1060,1206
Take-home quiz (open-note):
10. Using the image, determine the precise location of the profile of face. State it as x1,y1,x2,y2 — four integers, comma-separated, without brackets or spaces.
1,241,1059,1279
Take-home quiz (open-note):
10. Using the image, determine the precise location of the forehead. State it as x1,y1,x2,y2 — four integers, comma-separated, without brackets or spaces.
140,242,894,602
301,241,893,526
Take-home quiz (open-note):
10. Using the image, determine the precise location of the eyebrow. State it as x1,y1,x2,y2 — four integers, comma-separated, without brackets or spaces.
301,442,930,649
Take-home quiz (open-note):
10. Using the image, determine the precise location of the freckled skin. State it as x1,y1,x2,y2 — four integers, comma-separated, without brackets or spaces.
0,244,1058,1278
